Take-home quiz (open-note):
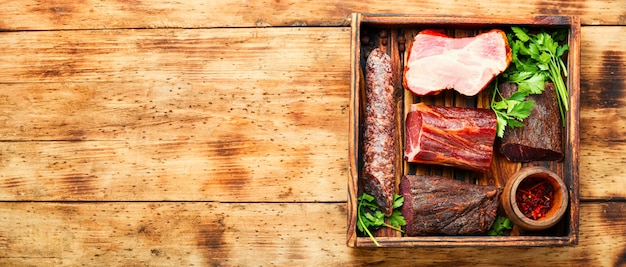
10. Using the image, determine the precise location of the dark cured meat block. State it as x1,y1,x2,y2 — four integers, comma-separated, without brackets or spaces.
499,82,564,162
404,103,497,172
400,175,501,236
363,48,396,216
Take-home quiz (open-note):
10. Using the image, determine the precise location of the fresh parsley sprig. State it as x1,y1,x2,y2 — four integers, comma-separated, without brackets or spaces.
508,27,569,121
492,26,570,137
357,193,406,246
491,79,536,138
488,216,513,236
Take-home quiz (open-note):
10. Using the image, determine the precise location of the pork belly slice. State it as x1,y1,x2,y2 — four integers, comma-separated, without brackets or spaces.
400,175,501,236
404,103,497,172
404,29,511,96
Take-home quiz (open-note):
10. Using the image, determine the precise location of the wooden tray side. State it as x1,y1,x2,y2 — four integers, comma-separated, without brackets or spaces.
564,15,581,245
347,12,363,248
360,14,575,27
355,236,572,248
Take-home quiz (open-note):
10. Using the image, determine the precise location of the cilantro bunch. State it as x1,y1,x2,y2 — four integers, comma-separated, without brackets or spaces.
357,193,406,246
491,26,570,137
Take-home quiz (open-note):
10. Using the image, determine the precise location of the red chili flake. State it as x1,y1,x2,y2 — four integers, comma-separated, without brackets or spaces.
515,178,554,220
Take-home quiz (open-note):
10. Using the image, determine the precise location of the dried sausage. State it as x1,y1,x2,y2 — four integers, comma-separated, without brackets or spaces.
363,48,396,216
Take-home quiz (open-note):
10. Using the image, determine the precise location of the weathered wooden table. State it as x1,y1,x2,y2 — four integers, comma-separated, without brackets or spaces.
1,1,624,266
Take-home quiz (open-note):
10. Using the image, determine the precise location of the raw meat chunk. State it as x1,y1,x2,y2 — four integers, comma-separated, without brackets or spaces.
404,29,511,96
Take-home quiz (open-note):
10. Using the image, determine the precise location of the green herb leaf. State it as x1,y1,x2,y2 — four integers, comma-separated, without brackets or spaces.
359,193,375,202
490,81,533,138
492,100,508,110
495,112,508,138
505,99,520,113
508,101,534,120
511,26,530,42
505,71,533,83
527,43,540,57
508,91,531,102
357,193,406,247
491,26,570,136
488,216,514,236
556,44,569,58
388,210,407,228
517,73,545,94
506,118,525,128
538,52,552,64
392,194,404,209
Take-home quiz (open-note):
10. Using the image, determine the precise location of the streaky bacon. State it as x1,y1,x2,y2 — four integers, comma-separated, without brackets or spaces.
403,29,511,96
404,103,497,172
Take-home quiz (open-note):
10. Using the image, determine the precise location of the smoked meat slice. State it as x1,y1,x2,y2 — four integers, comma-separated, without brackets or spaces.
404,103,497,172
499,82,564,162
400,175,501,236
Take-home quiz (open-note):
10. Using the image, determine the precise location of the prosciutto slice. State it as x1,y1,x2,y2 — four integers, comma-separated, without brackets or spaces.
404,103,497,172
404,29,511,96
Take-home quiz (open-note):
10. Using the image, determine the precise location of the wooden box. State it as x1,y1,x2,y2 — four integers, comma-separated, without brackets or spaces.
347,14,580,247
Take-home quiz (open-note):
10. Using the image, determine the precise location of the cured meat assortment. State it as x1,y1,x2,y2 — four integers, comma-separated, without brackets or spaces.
400,175,501,236
362,48,397,216
349,17,577,247
404,103,497,172
403,29,511,96
499,82,564,162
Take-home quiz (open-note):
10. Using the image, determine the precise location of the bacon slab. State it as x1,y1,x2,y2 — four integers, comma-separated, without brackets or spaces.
404,29,511,96
404,103,497,172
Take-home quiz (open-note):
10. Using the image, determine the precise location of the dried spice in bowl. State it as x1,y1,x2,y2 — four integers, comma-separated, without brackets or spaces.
502,166,569,231
516,177,554,220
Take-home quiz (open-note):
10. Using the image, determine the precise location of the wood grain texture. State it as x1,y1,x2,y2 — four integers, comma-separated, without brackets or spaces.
0,202,624,266
0,140,346,201
0,28,350,84
0,0,624,264
0,28,350,201
0,27,624,201
579,26,626,200
0,0,623,30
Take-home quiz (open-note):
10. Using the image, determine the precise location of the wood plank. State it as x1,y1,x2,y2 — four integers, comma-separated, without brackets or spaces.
580,145,626,200
0,28,350,84
0,139,347,201
0,28,350,201
579,26,626,200
0,0,623,30
0,27,625,201
580,26,626,110
0,202,624,266
0,79,350,142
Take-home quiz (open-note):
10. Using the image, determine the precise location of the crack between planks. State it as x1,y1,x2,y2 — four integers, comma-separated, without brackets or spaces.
0,22,618,33
0,199,623,203
0,200,348,204
0,25,350,33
